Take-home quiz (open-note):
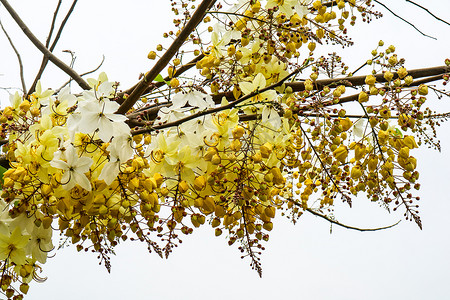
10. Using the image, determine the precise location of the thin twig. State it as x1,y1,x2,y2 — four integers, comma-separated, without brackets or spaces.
131,68,300,135
405,0,450,27
55,55,105,93
117,0,217,114
373,0,436,40
0,0,90,90
28,0,79,95
304,207,401,232
45,0,62,48
0,18,26,92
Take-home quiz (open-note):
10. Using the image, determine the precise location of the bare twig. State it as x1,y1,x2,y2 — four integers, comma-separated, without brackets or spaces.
117,0,217,114
55,55,105,93
0,18,26,92
0,0,90,90
373,0,436,40
405,0,450,27
304,207,401,232
45,0,62,48
28,0,79,95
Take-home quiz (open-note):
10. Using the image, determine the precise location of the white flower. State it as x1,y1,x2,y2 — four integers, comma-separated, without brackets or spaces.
171,90,215,110
99,135,134,185
239,73,267,95
50,144,93,191
69,98,128,142
261,105,282,129
26,226,53,264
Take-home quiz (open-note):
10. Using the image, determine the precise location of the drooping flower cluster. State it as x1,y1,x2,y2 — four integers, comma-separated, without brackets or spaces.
0,0,448,299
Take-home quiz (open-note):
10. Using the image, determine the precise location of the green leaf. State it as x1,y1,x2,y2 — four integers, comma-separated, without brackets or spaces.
0,165,6,187
154,74,167,83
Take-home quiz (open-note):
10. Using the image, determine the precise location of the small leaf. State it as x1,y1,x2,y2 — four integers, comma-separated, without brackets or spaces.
154,74,167,84
0,165,6,187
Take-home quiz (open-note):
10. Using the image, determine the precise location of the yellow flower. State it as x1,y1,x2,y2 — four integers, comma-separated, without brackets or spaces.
333,145,348,163
0,227,30,265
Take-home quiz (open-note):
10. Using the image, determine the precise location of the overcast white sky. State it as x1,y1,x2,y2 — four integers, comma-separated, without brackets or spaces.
1,1,450,299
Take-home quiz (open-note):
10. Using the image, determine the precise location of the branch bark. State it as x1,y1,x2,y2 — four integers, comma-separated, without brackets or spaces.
116,0,217,114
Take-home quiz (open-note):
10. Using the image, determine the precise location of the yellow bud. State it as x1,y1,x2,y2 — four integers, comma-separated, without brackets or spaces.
230,139,242,151
368,155,378,171
308,42,316,52
333,145,348,163
235,50,243,61
365,75,376,86
418,84,428,95
397,67,408,79
388,55,398,66
260,143,273,158
147,51,156,60
403,135,418,149
211,154,221,165
178,180,189,193
263,221,273,231
161,187,170,196
202,196,215,213
339,117,353,131
232,126,245,139
169,78,180,88
358,91,369,103
404,75,413,85
194,176,206,191
384,71,394,81
20,283,29,294
399,147,410,159
153,173,164,187
351,166,362,179
19,100,31,112
227,44,236,57
264,206,276,218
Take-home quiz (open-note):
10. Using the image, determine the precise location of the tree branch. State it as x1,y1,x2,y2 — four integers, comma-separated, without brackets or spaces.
116,0,217,114
405,0,450,27
27,0,79,95
304,207,401,232
130,68,300,135
0,18,26,92
0,0,90,90
55,55,105,93
373,0,436,40
210,65,450,103
118,53,205,104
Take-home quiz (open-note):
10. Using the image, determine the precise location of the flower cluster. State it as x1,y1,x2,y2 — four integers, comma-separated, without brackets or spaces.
0,0,446,298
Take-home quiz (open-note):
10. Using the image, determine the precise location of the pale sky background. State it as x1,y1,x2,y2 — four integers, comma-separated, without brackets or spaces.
1,1,450,299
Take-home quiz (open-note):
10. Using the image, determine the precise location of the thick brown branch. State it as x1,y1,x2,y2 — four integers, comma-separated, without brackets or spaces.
210,65,450,103
118,53,205,105
0,0,90,90
126,66,450,126
117,0,216,114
